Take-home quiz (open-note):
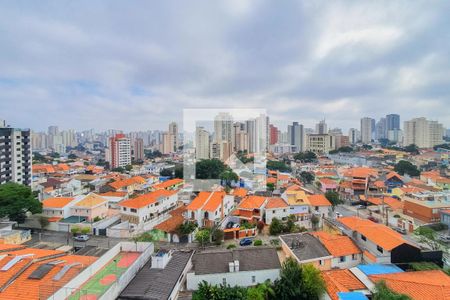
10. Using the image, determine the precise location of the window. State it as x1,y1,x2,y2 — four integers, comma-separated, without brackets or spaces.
377,245,383,253
361,234,366,241
222,278,226,285
273,210,276,213
352,254,357,260
339,256,346,263
252,276,256,283
131,208,137,213
319,260,323,266
123,207,127,211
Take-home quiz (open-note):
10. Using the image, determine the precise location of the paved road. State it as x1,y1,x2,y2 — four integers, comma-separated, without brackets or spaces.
26,231,127,249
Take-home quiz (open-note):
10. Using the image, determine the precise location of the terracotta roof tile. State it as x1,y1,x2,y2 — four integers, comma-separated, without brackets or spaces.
265,197,288,209
119,189,178,209
42,197,75,209
237,196,267,210
312,231,361,256
322,269,366,300
307,194,332,206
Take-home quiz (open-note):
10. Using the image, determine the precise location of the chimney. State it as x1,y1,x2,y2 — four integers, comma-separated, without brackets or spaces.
234,260,239,272
229,262,235,273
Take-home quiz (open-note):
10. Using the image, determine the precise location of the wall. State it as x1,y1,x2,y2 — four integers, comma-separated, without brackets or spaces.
186,269,280,290
265,207,289,224
47,242,153,300
331,253,361,269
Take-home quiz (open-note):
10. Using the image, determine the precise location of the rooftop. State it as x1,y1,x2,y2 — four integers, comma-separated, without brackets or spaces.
73,193,107,208
42,197,75,209
119,189,178,209
192,247,280,275
280,233,331,262
312,231,361,257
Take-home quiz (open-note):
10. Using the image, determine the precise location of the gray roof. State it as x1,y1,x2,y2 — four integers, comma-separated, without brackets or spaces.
192,247,281,275
119,250,194,300
280,233,331,261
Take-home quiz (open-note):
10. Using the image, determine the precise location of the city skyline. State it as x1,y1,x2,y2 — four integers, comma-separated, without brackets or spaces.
1,1,450,131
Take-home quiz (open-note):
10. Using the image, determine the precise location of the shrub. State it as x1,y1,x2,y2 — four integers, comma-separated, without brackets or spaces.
253,239,263,246
270,239,280,246
71,226,81,235
227,244,236,249
80,227,91,235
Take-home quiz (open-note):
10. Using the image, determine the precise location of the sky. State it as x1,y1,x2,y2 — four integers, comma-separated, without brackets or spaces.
0,0,449,133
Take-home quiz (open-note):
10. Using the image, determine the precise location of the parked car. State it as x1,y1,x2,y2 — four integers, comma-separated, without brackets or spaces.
73,235,90,242
239,238,253,246
233,223,240,228
226,221,234,229
335,212,343,218
394,227,407,234
438,234,450,243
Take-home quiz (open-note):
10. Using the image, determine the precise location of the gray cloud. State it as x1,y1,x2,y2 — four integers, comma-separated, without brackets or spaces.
0,0,448,132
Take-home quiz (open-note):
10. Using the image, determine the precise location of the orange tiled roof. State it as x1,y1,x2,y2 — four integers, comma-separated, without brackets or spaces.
152,178,184,189
278,174,290,180
232,188,248,197
267,177,277,184
119,189,178,209
286,184,302,191
374,180,385,188
383,197,403,210
186,191,225,212
265,197,288,209
344,167,378,178
320,178,337,185
307,194,332,206
369,270,450,300
237,195,267,210
322,269,366,300
312,231,361,257
154,206,186,233
363,250,377,262
100,191,128,197
339,216,407,251
54,163,70,172
42,197,75,209
366,197,383,205
32,164,55,173
109,176,146,190
386,172,402,180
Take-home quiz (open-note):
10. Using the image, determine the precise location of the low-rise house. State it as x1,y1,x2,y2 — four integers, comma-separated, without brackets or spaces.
70,193,109,222
283,190,311,228
42,197,78,221
421,171,450,190
119,189,178,230
154,206,190,243
322,269,369,300
337,216,421,264
108,176,146,194
186,247,281,290
186,191,234,227
152,178,184,190
403,197,450,223
233,195,268,223
311,231,362,269
384,172,404,192
319,178,338,193
307,194,332,226
280,233,333,271
264,197,289,224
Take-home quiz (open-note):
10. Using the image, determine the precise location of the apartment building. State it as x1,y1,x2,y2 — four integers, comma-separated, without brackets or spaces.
306,134,335,154
360,117,374,144
403,117,445,148
107,134,131,168
0,124,32,186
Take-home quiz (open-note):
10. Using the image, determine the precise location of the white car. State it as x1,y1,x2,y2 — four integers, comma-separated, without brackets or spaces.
73,235,90,242
335,212,343,218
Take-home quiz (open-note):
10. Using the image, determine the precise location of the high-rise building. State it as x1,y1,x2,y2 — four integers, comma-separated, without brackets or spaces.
306,134,335,154
360,117,374,144
214,113,233,144
269,124,278,145
348,128,361,144
315,120,327,134
0,121,32,186
133,138,144,161
403,117,445,148
288,122,305,152
168,122,178,152
195,127,210,160
386,114,400,131
107,134,131,168
375,118,387,140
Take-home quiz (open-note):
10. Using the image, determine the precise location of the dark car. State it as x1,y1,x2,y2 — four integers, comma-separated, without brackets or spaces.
226,221,234,229
239,238,253,246
368,216,379,223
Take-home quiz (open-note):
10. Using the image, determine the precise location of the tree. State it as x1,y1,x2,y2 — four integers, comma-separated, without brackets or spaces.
394,160,420,177
145,149,163,159
300,171,315,184
257,221,265,233
195,229,210,247
269,218,284,235
247,281,274,300
404,144,419,155
196,159,227,179
273,257,325,300
294,151,317,163
125,165,133,172
38,216,49,231
267,182,275,192
177,221,197,236
220,170,239,187
111,167,125,173
0,183,42,223
414,226,443,250
311,215,320,231
68,153,78,159
267,160,291,172
212,229,224,245
81,227,90,235
301,264,326,299
174,164,184,179
193,281,247,300
71,226,81,235
373,281,411,300
160,168,173,178
133,232,153,242
324,191,342,208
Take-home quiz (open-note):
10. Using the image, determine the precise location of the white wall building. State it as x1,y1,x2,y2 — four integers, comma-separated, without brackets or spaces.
403,117,445,148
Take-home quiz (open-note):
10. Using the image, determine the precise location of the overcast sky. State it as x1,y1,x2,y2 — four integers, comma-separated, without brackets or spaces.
0,0,449,132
